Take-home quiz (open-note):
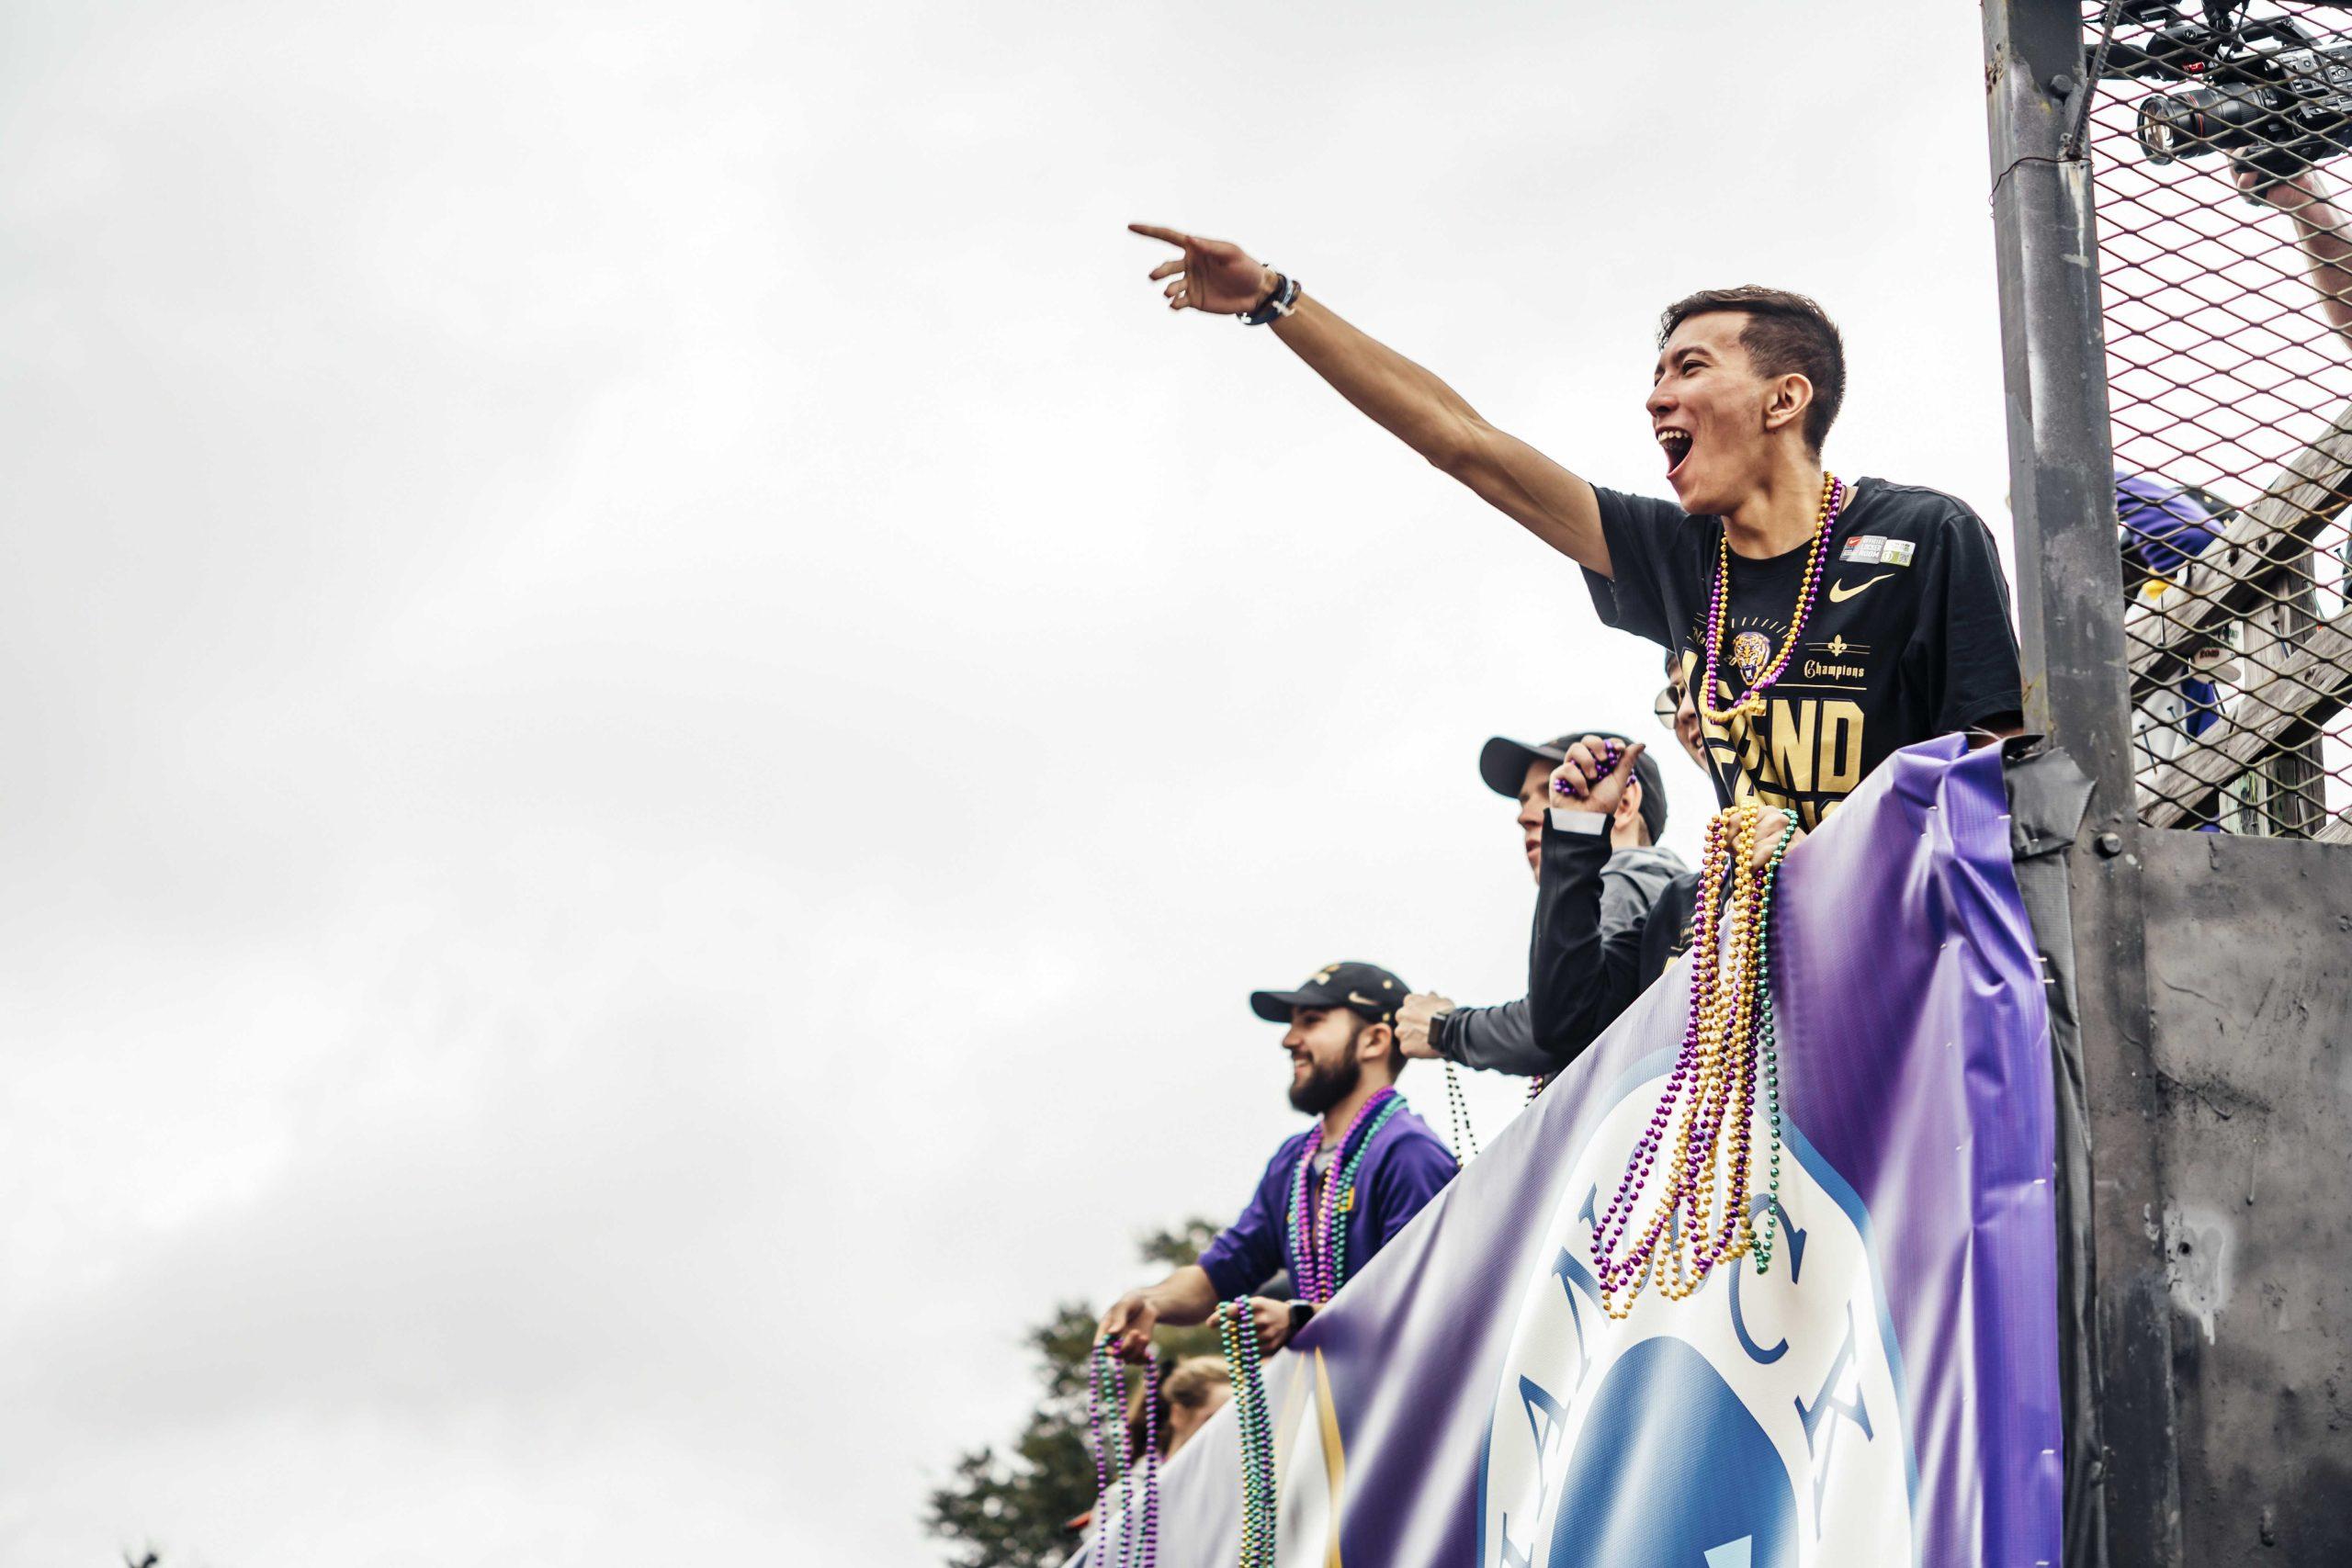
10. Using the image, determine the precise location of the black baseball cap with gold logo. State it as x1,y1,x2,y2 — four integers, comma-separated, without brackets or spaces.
1249,961,1408,1025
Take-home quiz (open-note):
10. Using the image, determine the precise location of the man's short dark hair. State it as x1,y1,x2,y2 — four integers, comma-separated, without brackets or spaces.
1658,287,1846,453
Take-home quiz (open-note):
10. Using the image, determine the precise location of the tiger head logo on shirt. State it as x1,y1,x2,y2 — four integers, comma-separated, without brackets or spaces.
1730,630,1773,686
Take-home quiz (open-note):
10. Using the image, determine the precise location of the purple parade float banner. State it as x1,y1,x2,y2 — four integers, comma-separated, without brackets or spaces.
1072,737,2063,1568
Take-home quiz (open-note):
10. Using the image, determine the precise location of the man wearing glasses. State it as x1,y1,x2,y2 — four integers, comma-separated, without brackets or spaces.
1653,646,1706,766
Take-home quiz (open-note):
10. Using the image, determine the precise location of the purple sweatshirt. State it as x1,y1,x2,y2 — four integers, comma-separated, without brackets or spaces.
1196,1100,1457,1302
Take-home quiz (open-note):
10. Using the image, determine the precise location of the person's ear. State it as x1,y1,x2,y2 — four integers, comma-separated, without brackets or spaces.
1762,373,1814,435
1361,1021,1394,1062
1617,779,1644,834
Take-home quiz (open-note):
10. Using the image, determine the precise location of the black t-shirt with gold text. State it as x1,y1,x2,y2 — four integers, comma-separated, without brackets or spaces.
1582,477,2023,827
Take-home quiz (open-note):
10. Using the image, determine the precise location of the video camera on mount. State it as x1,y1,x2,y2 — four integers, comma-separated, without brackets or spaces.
2099,2,2352,177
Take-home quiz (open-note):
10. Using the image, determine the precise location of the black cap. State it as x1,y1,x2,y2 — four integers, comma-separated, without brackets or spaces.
1479,732,1668,843
1250,960,1409,1025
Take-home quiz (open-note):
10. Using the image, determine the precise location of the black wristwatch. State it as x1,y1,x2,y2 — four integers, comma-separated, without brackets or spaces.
1429,1004,1458,1057
1287,1300,1317,1339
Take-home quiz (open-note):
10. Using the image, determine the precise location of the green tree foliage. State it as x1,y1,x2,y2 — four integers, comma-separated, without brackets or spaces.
924,1219,1225,1568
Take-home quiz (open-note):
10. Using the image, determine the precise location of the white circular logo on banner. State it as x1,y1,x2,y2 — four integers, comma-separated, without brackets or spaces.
1479,1069,1916,1567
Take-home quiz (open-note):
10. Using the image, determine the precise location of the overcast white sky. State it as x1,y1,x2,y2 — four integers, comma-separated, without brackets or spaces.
0,2,2013,1562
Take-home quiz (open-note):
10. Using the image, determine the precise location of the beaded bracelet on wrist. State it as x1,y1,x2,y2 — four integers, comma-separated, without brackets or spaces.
1240,273,1300,326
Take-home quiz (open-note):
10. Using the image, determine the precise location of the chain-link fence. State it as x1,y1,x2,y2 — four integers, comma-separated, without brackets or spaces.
2082,1,2352,837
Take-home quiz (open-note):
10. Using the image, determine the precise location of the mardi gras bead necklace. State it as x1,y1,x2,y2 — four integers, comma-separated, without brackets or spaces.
1285,1086,1404,1304
1590,800,1800,1317
1604,804,1781,1307
1748,830,1792,1275
1547,738,1626,811
1699,473,1846,726
1325,1092,1407,1292
1217,1299,1279,1568
1087,1338,1161,1568
1442,1061,1479,1161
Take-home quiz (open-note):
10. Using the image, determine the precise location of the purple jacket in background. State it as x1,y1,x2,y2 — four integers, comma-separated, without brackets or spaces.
1196,1103,1456,1302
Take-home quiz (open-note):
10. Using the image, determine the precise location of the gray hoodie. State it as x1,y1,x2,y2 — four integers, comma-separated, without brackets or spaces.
1438,843,1690,1078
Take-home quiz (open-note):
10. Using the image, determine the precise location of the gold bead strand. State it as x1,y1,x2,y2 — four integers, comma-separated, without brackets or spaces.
1699,474,1846,726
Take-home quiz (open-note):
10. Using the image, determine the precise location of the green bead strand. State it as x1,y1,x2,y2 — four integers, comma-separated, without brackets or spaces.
1750,807,1798,1272
1217,1298,1278,1568
1325,1096,1407,1294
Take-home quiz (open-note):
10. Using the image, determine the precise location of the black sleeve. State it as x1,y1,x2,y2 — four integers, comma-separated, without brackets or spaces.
1528,821,1658,1071
1638,874,1699,983
1908,507,2025,734
1579,487,1697,650
1437,997,1554,1078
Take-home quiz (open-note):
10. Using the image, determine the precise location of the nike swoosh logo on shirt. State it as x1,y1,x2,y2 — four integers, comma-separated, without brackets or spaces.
1827,571,1895,604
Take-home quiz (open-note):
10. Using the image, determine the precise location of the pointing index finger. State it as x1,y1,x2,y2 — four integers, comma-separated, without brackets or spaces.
1127,222,1191,247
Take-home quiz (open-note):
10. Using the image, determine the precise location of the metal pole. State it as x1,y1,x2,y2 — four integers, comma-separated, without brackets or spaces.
1981,4,2178,1564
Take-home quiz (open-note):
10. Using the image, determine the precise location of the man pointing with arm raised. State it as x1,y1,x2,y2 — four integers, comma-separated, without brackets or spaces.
1129,225,2023,828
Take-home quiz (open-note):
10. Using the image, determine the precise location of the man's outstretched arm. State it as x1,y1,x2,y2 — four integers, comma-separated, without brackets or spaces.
1130,223,1612,577
1100,1268,1290,1358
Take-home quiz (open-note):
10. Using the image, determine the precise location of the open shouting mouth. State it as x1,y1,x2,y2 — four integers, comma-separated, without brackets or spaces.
1658,426,1693,480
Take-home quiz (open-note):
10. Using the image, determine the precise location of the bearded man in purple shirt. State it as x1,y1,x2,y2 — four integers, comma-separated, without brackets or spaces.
1100,962,1459,1359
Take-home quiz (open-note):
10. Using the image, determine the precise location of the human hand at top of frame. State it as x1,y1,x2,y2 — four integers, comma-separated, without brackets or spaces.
2233,155,2332,211
1129,224,1279,316
1550,738,1643,821
1244,1295,1292,1358
1098,1290,1159,1362
1396,992,1454,1060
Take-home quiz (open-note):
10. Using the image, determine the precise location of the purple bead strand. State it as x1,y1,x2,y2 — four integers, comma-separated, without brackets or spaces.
1698,476,1846,724
1086,1337,1161,1568
1286,1085,1397,1305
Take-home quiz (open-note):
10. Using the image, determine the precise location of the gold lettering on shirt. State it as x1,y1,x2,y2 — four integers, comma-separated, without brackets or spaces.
1818,700,1866,795
1683,649,1871,828
1769,699,1815,795
1735,692,1766,778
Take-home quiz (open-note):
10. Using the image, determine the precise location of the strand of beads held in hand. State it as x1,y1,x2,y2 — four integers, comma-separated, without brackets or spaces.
1285,1085,1403,1303
1086,1337,1160,1568
1217,1300,1279,1568
1547,738,1625,822
1591,799,1800,1318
